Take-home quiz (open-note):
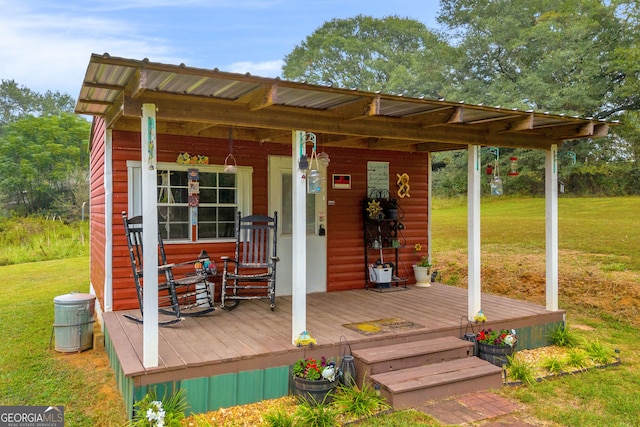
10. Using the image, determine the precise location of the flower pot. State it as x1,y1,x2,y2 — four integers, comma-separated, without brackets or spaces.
292,376,338,405
477,341,517,367
412,265,431,287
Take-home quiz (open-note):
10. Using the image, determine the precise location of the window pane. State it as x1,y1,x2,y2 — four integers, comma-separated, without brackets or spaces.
199,207,217,221
218,222,235,238
219,189,236,204
161,223,189,240
170,171,189,186
171,188,188,203
199,189,217,203
158,206,189,222
199,222,216,239
218,207,236,221
219,173,236,187
199,172,216,187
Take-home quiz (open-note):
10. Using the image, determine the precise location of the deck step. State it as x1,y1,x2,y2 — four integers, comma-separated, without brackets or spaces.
352,336,475,384
370,357,504,409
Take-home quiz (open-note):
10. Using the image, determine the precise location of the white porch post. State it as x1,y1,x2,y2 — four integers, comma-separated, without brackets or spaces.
291,131,307,345
468,145,482,319
545,144,559,311
104,128,113,312
427,152,433,264
141,104,159,368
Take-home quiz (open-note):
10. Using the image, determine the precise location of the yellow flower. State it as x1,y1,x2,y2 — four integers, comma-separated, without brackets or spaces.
414,243,422,252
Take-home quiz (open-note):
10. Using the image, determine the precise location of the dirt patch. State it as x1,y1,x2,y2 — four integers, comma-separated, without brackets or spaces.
433,248,640,327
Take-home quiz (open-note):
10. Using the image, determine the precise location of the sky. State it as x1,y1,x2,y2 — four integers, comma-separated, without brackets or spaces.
0,0,442,99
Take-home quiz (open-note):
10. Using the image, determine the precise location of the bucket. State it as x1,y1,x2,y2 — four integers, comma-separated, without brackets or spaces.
292,376,338,405
53,293,96,352
477,342,517,366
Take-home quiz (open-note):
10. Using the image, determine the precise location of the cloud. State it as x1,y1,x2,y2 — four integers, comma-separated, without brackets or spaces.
0,2,177,96
227,60,284,78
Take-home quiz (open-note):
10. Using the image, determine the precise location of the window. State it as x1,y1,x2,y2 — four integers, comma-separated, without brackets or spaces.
127,161,253,242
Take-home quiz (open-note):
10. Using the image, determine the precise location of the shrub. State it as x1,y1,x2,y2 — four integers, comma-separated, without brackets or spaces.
293,396,338,427
263,406,295,427
332,379,390,418
583,339,615,365
549,324,579,348
565,348,589,370
541,356,567,375
506,354,536,385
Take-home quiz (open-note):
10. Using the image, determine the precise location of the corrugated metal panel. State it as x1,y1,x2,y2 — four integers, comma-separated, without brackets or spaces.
76,54,615,143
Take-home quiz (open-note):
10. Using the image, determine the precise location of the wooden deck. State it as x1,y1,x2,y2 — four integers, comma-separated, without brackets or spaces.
103,283,564,389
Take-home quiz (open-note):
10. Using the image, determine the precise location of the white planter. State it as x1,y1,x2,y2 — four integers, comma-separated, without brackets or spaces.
412,265,431,287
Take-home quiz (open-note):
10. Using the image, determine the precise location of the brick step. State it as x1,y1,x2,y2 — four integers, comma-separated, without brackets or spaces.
370,357,504,409
352,336,475,384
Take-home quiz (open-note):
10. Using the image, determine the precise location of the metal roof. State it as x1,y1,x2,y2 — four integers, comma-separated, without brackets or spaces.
75,53,615,151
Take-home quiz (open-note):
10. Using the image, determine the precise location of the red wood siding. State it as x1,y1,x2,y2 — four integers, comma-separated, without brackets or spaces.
324,147,429,291
91,129,430,310
89,118,106,305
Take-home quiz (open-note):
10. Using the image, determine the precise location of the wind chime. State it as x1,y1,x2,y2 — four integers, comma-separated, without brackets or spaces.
487,147,503,196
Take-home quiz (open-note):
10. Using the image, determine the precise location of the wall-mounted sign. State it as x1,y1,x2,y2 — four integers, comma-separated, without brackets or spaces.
332,174,351,189
367,161,389,196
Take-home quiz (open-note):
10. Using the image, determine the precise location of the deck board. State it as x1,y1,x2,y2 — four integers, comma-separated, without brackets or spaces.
104,283,563,385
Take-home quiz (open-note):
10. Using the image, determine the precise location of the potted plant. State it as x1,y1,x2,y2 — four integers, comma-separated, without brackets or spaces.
476,328,518,366
291,356,340,405
412,243,432,287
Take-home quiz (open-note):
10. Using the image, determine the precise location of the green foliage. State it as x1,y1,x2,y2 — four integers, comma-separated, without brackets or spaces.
541,356,567,375
263,406,295,427
282,15,454,98
293,395,338,427
583,339,616,365
0,257,127,426
549,324,580,348
506,354,537,386
0,113,90,217
0,79,75,126
0,216,89,265
566,348,590,370
332,380,390,418
130,388,187,427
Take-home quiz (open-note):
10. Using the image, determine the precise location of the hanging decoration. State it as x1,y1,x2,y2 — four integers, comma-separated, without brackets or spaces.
396,173,410,198
298,132,310,170
306,133,321,194
488,147,503,196
188,168,200,207
366,199,382,219
508,157,519,176
224,126,237,173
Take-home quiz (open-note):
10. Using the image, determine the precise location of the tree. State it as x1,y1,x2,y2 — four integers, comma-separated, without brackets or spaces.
282,15,456,98
0,113,90,216
0,79,75,127
434,0,639,195
437,0,623,118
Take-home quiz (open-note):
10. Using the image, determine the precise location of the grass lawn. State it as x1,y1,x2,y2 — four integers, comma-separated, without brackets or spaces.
0,196,638,426
0,257,127,426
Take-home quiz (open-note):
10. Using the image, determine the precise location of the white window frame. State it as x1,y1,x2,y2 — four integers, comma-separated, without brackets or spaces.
127,160,253,243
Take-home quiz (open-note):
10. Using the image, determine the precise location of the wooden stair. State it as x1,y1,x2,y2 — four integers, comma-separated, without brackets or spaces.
352,336,504,409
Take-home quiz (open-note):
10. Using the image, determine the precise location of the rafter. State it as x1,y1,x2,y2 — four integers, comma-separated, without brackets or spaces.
235,83,279,111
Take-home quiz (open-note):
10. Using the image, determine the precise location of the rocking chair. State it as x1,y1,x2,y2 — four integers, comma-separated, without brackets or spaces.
221,212,279,311
122,212,215,325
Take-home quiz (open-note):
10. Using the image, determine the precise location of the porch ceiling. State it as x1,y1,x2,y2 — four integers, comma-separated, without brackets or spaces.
75,53,616,152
